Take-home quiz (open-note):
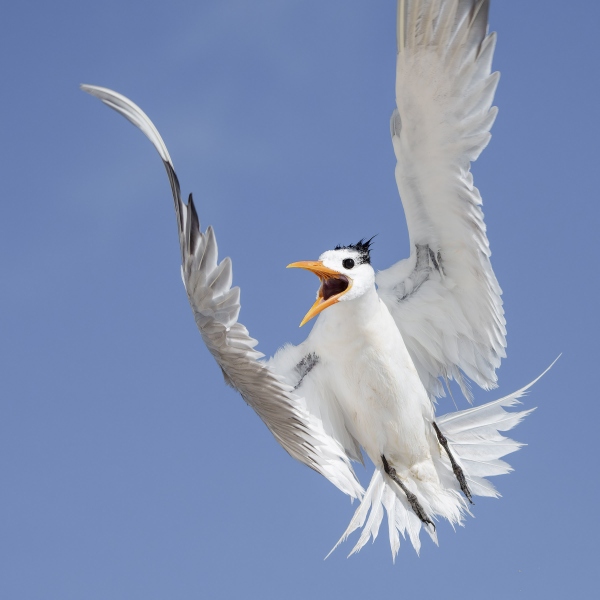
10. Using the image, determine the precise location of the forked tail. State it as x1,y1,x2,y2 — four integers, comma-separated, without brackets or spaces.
329,361,557,560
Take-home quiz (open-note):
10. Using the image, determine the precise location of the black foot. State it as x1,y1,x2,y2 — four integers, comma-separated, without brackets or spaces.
433,422,474,504
381,455,435,530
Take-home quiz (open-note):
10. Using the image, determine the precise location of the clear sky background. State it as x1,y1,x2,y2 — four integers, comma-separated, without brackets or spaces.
1,1,598,598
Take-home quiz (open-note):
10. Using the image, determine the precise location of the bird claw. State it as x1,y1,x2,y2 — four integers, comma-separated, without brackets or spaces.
381,454,435,530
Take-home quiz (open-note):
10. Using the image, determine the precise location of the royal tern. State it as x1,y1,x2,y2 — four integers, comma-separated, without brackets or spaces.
82,0,551,559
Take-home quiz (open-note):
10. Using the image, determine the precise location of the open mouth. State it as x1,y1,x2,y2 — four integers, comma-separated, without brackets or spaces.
321,274,349,301
286,261,353,326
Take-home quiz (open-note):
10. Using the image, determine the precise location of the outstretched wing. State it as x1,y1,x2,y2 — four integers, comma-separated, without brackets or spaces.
81,85,363,499
376,0,506,401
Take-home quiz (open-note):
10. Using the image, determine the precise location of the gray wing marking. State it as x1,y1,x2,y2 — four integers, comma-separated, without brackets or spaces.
393,244,443,302
294,353,320,390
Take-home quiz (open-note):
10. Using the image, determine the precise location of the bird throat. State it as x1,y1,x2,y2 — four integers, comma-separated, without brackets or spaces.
321,275,349,301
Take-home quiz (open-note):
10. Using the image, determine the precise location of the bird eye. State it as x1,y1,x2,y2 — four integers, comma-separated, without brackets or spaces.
342,258,355,270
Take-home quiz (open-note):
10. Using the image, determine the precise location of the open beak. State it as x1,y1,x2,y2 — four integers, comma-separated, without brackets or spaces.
287,261,352,326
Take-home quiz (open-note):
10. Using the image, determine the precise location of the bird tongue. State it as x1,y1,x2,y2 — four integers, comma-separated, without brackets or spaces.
321,276,349,301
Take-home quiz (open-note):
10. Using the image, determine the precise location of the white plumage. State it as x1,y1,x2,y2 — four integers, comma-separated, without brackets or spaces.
82,0,552,560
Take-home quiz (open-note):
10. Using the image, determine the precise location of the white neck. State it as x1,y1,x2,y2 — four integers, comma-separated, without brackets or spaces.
311,286,383,342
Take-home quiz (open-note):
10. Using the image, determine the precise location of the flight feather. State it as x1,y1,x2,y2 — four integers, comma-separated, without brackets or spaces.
377,0,505,402
80,84,363,499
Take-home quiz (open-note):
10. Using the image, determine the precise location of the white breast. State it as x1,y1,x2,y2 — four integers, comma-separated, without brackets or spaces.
308,287,437,476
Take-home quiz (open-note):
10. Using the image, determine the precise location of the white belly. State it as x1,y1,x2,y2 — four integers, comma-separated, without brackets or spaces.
310,288,437,480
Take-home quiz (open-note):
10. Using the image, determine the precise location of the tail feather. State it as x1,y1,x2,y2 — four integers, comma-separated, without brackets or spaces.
329,359,558,559
349,474,386,556
325,471,384,559
383,482,402,558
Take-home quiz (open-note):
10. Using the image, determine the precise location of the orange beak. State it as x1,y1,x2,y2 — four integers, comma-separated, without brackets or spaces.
287,261,352,326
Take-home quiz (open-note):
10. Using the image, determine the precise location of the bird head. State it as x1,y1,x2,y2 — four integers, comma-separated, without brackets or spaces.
287,238,376,326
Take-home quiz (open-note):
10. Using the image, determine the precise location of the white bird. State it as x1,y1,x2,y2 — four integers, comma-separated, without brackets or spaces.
82,0,552,559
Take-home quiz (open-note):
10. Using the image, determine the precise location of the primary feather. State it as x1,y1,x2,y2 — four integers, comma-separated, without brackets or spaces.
80,84,364,500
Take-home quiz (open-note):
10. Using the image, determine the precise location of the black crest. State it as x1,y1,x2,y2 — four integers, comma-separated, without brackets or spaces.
334,236,376,265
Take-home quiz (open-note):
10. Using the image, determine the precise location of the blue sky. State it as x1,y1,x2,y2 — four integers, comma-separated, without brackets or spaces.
1,1,598,598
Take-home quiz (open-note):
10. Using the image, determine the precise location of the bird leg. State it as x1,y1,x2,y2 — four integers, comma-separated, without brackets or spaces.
432,422,473,504
381,454,435,530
